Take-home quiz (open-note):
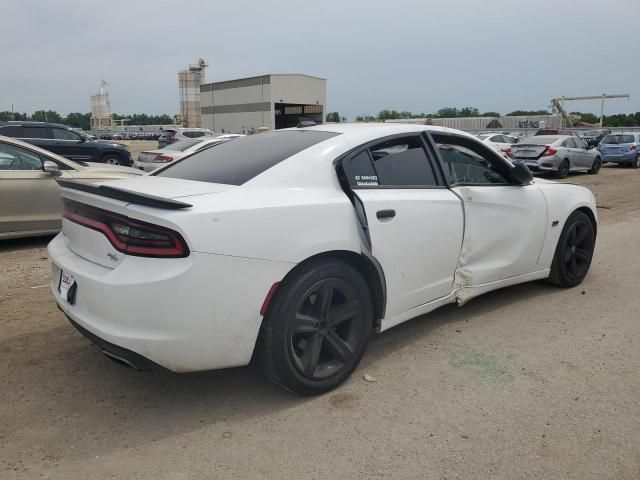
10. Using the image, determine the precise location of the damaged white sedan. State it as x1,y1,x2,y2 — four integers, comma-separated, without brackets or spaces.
48,124,597,395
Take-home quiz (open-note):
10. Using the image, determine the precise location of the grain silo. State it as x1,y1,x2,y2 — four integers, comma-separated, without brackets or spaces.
90,80,114,129
178,59,208,128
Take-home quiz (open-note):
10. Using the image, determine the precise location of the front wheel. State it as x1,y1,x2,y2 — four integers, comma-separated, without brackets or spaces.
259,259,373,395
588,157,601,174
548,211,596,287
102,154,121,166
556,159,570,179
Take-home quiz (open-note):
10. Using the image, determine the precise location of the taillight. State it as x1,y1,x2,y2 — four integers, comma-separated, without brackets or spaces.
629,144,637,151
153,154,174,163
63,199,189,258
543,147,557,157
505,148,512,158
168,135,177,141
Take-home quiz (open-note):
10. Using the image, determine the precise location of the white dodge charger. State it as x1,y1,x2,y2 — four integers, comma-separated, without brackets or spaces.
48,124,597,395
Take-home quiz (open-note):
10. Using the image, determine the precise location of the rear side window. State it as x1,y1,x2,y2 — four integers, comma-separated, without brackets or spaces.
183,131,209,138
155,130,339,185
22,127,49,139
0,125,23,137
602,134,635,144
370,137,437,187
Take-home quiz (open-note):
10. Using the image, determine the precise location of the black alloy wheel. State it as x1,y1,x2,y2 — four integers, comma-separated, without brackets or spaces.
548,211,595,287
588,157,601,174
289,279,366,380
259,259,372,395
556,159,570,179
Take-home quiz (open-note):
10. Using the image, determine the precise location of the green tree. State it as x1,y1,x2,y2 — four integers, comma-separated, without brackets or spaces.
325,112,341,123
481,111,501,117
506,110,549,116
486,119,503,128
32,110,62,123
64,112,91,130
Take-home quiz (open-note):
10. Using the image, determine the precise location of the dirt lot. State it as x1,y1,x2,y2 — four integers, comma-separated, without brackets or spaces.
1,165,639,479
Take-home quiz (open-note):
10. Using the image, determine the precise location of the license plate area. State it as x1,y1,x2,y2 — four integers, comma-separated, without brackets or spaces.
59,270,78,305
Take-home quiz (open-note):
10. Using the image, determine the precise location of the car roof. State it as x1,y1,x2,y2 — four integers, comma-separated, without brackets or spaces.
0,121,70,128
295,122,475,142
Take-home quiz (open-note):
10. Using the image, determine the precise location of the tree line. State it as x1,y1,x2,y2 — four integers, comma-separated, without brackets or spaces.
0,111,176,131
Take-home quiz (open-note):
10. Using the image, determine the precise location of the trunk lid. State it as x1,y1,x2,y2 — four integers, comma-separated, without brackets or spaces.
57,177,235,267
511,144,550,159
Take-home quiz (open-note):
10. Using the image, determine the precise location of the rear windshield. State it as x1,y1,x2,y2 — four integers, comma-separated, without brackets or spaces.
162,139,201,151
518,136,560,145
602,134,634,144
155,130,339,185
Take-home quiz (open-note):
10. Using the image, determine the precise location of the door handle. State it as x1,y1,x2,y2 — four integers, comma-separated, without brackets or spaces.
376,209,396,220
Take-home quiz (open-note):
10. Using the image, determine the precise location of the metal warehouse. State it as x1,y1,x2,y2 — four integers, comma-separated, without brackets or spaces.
200,74,326,134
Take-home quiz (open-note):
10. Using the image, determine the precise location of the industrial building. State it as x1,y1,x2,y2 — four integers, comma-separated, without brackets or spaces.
178,59,208,128
90,80,114,129
200,74,326,134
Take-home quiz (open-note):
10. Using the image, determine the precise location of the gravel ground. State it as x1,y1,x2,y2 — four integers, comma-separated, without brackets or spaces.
1,165,639,479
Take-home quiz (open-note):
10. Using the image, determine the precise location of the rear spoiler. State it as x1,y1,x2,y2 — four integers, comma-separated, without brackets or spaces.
56,178,193,210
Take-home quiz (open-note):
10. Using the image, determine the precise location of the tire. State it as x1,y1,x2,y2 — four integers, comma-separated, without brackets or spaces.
102,154,121,165
258,259,373,395
548,211,595,288
556,159,570,179
588,156,601,174
631,156,640,169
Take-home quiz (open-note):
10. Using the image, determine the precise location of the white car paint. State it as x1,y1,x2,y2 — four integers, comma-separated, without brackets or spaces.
477,133,516,157
48,123,597,373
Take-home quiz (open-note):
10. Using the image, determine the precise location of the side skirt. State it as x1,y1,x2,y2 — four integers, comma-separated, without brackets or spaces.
379,269,550,332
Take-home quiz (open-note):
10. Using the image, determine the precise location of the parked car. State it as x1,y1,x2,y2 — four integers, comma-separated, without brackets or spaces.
0,135,142,240
158,128,214,148
135,135,244,172
535,128,577,136
0,122,133,166
49,124,597,395
510,135,602,178
476,133,518,157
598,132,640,168
580,128,610,148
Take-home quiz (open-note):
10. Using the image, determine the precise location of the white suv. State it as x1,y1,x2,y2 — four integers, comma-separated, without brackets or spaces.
158,128,214,148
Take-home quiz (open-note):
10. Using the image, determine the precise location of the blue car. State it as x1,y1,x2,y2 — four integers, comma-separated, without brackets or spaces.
598,132,640,168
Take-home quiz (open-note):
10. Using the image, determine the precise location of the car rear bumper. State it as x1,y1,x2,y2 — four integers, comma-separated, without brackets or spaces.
514,159,559,172
133,160,163,173
601,152,636,163
48,232,293,372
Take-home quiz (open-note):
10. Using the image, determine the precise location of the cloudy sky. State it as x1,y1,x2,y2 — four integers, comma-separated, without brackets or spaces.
2,0,638,119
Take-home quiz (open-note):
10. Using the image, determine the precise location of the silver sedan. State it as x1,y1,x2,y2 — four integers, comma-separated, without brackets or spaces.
510,135,602,178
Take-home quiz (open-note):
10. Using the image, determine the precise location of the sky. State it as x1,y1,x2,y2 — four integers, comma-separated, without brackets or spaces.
2,0,639,120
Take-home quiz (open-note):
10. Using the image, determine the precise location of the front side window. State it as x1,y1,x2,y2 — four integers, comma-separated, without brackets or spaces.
0,142,44,171
432,134,510,186
51,128,81,140
562,138,575,148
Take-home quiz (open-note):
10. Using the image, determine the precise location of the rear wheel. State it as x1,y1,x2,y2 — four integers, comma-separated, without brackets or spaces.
102,154,121,165
631,156,640,169
548,211,595,287
259,259,372,395
588,156,601,174
556,159,570,179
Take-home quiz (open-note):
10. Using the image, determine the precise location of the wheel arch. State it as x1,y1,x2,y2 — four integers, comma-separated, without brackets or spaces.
100,149,127,161
575,206,597,237
274,250,386,330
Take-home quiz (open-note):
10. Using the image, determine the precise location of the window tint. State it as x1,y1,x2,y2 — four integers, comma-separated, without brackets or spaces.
574,138,587,149
162,139,201,151
490,135,504,143
0,142,43,171
0,125,23,137
156,130,339,185
562,138,575,148
369,136,437,187
21,127,49,139
183,131,210,138
51,128,81,140
432,134,510,185
343,150,378,187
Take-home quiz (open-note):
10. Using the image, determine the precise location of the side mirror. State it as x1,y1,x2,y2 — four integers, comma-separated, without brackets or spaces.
510,162,533,185
43,160,61,176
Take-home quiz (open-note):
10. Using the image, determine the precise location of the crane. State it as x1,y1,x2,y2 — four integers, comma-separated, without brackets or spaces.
551,94,630,127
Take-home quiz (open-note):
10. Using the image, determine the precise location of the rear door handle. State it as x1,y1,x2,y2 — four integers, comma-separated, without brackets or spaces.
376,209,395,220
